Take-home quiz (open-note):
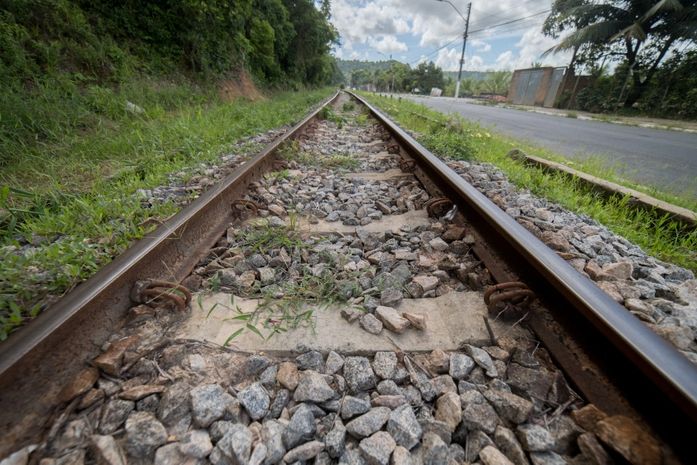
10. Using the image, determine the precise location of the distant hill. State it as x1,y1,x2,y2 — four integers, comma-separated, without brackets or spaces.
443,70,495,81
337,60,497,82
337,59,398,76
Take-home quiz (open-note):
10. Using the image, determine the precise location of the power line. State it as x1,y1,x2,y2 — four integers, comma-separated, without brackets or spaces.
470,0,550,30
470,15,546,36
469,9,550,34
405,9,552,68
470,21,544,37
470,18,547,38
408,33,463,65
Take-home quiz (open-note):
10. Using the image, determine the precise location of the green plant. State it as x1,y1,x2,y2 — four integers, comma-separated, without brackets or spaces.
209,272,222,292
321,154,360,170
239,220,304,254
266,169,291,181
318,106,346,126
0,87,334,340
318,106,332,120
420,126,475,161
361,92,697,272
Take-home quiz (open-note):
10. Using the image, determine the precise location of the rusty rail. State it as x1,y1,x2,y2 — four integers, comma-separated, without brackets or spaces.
348,90,697,458
1,88,695,459
0,91,340,454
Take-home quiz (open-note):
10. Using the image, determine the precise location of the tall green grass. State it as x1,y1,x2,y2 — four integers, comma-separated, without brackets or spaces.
362,93,697,273
0,87,334,340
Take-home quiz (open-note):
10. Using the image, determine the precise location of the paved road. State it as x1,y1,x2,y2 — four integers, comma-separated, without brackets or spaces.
404,95,697,199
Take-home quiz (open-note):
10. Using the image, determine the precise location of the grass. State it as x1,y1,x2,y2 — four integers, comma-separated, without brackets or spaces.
239,217,304,254
360,93,697,273
356,113,370,126
0,86,335,340
279,138,360,171
209,271,346,346
209,221,357,342
265,169,292,182
317,106,346,127
321,154,360,170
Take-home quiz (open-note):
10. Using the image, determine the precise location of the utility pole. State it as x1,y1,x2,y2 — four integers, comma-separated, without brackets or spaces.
390,54,395,93
455,3,472,99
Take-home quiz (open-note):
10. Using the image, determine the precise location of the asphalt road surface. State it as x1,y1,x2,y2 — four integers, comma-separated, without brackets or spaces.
403,95,697,199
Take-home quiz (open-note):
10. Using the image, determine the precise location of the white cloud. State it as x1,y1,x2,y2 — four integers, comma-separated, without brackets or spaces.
394,17,411,34
332,0,411,43
512,28,572,69
435,47,461,70
368,35,408,54
468,55,484,70
330,0,564,71
471,39,491,52
496,51,514,69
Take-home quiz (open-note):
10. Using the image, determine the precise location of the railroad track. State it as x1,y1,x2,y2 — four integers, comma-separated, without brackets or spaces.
0,90,695,464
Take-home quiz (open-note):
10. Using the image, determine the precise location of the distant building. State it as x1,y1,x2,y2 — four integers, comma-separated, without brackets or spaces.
430,88,442,97
507,67,591,108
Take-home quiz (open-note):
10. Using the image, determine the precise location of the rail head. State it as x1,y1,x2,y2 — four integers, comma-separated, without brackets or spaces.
348,90,697,420
0,90,340,378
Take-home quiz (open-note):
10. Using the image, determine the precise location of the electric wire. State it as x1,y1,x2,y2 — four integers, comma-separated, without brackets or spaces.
409,7,552,65
469,0,550,30
408,33,464,65
468,9,551,34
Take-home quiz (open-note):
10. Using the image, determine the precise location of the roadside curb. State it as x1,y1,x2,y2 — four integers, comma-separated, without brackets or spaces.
499,104,697,133
508,149,697,228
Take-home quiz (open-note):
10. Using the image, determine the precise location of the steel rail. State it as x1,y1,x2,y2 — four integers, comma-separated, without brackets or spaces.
348,91,697,422
1,88,695,457
0,91,340,455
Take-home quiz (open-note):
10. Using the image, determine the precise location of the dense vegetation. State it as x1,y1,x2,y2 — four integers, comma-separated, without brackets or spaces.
343,59,511,98
348,61,445,93
544,0,697,118
362,93,696,273
443,71,512,97
570,50,697,118
0,0,341,168
0,0,339,338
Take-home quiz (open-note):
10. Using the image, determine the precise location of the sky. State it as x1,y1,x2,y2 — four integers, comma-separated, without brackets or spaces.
330,0,573,71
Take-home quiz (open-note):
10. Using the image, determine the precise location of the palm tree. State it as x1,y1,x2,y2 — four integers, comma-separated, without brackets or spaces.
543,0,697,107
481,71,512,95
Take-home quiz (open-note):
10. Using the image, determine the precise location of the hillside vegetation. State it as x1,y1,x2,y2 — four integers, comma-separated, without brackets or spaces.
0,0,340,170
0,0,339,339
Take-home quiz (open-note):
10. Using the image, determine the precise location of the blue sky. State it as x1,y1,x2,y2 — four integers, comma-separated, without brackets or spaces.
330,0,572,71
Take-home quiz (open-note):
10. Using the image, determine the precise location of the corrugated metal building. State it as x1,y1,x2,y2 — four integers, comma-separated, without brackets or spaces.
507,67,567,108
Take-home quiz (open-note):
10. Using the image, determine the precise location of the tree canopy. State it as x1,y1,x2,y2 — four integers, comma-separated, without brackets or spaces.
1,0,341,86
544,0,697,107
348,61,445,93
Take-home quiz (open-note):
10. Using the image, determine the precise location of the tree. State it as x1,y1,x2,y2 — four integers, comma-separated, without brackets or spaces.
410,62,444,93
350,68,372,88
543,0,697,107
638,49,697,117
481,71,512,95
282,0,339,85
